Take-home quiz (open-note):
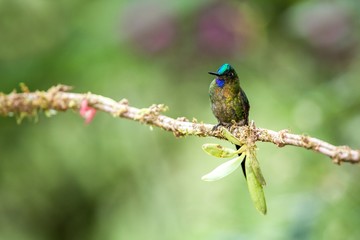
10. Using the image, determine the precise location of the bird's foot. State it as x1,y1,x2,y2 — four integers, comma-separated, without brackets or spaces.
212,122,232,131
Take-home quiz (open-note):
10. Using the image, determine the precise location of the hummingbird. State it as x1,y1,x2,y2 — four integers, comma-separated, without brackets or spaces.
208,63,250,177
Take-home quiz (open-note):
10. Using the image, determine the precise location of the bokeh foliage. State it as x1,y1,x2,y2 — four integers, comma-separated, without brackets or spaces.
1,0,360,239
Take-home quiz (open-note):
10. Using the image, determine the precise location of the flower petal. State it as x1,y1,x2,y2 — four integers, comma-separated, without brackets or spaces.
201,155,245,181
247,148,266,186
245,157,267,215
202,143,237,158
221,127,242,145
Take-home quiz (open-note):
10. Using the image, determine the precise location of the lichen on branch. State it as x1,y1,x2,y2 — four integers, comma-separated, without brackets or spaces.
0,84,359,164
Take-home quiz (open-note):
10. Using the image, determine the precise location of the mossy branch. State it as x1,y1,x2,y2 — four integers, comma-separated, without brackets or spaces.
0,84,359,164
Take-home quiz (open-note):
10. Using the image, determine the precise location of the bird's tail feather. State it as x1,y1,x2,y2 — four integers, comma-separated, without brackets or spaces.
235,144,247,178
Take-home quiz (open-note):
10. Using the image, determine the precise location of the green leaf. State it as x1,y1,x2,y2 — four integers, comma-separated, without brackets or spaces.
202,144,237,158
201,155,245,181
247,149,266,186
221,127,242,145
245,157,267,215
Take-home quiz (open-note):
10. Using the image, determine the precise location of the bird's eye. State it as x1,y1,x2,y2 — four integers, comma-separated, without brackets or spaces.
229,72,234,77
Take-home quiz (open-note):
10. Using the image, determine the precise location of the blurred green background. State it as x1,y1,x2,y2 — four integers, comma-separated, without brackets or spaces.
1,0,360,239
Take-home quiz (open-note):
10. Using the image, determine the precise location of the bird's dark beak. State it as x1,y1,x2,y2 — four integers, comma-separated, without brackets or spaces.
208,71,219,76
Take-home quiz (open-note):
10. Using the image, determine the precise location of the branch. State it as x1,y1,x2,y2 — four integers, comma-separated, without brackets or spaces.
0,84,359,164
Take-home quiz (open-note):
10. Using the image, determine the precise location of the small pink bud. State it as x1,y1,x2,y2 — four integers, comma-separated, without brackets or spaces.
80,99,97,124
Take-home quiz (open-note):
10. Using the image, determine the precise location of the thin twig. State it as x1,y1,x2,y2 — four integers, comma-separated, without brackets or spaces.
0,85,359,164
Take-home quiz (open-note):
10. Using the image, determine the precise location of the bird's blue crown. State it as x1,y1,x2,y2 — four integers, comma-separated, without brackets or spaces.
217,63,231,75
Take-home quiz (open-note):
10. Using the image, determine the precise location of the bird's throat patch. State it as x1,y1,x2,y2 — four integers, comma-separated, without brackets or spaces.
216,79,225,88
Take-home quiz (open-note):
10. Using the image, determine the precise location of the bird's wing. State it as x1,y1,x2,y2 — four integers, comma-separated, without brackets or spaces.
239,88,250,124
